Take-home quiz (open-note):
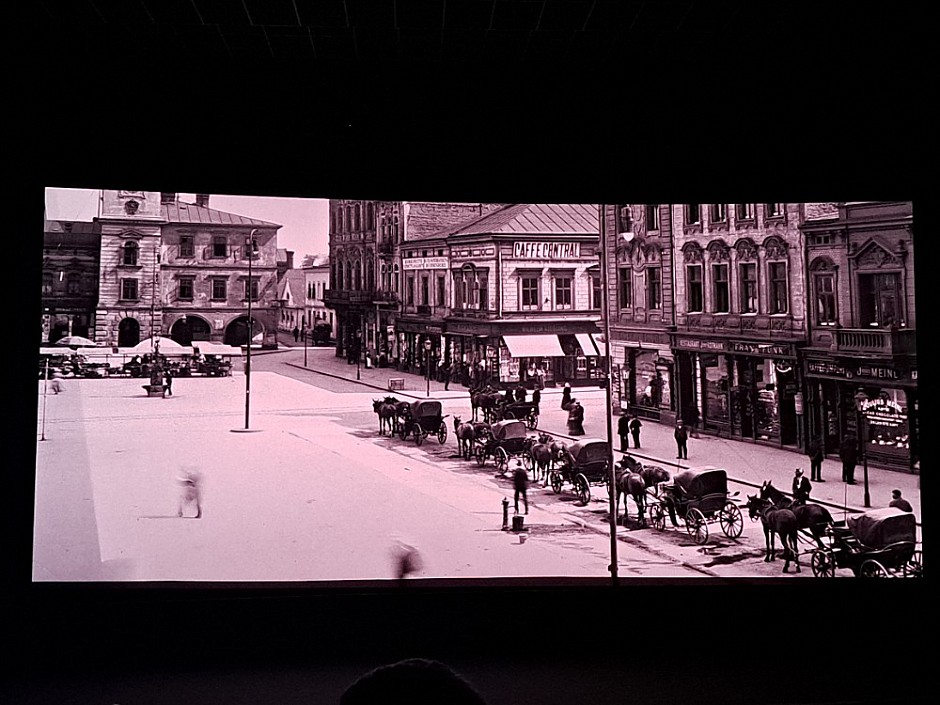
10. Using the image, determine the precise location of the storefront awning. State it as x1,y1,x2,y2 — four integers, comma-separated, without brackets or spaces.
502,335,565,358
575,333,600,356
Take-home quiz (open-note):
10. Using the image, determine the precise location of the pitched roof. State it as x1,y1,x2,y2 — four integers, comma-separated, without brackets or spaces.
44,219,101,234
435,204,598,239
279,269,307,304
162,200,280,228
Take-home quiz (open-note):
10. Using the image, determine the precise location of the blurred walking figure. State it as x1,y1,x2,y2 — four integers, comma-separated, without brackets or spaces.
567,399,585,436
839,432,858,484
618,413,630,451
176,467,202,518
390,536,423,581
49,371,65,395
560,382,572,411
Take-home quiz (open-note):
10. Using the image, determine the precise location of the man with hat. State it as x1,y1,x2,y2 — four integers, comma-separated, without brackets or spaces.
512,458,529,515
889,489,913,512
791,468,812,506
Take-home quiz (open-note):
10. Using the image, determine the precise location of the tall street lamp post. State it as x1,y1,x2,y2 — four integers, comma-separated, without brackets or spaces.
854,389,871,508
424,338,432,397
599,204,620,585
244,230,259,430
356,328,362,381
303,319,308,367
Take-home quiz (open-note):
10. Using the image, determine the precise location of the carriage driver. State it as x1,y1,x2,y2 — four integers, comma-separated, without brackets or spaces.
659,479,687,527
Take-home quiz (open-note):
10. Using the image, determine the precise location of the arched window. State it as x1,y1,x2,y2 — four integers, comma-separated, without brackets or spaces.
354,261,362,290
365,259,374,290
345,261,352,291
122,241,139,266
366,203,374,230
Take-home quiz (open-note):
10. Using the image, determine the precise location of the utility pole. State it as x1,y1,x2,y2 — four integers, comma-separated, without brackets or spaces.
599,204,619,586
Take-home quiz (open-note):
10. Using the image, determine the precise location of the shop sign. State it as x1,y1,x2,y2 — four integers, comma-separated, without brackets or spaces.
676,337,726,351
512,242,581,259
859,398,907,428
403,257,448,270
452,247,494,258
729,341,792,357
806,359,902,381
794,392,804,415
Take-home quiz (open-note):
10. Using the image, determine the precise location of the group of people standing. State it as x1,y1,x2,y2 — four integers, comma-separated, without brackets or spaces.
560,382,585,436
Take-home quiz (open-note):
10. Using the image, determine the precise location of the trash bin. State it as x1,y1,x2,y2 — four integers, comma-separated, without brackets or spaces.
512,515,525,532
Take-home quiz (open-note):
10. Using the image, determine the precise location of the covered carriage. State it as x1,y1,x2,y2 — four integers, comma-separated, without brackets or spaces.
490,399,540,430
474,419,533,473
810,507,921,578
398,399,448,446
648,466,743,544
548,438,611,506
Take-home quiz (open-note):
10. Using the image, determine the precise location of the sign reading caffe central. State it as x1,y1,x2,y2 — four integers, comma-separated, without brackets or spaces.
512,242,581,259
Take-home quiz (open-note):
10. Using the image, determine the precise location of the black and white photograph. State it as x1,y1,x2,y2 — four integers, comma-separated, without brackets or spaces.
11,3,929,705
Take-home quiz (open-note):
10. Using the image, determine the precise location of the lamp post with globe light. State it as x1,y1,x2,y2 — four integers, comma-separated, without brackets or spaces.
854,388,871,508
424,338,432,397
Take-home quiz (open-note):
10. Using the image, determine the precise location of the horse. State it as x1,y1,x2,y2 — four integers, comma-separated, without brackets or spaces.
453,416,476,460
639,464,671,497
614,463,647,525
372,398,397,436
759,480,833,549
471,385,500,422
549,439,569,470
527,432,555,485
746,495,801,573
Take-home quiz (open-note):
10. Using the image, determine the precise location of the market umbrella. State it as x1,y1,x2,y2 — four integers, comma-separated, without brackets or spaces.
131,336,187,353
54,336,98,347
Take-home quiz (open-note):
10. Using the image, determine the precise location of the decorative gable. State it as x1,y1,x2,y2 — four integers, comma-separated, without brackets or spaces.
851,237,902,269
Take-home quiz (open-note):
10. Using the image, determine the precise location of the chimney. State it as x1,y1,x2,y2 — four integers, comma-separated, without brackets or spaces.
160,193,177,204
287,251,294,269
195,194,210,208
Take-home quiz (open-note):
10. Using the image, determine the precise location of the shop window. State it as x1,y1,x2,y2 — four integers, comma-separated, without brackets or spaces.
769,262,789,314
179,235,194,257
862,390,910,452
686,204,701,224
120,278,139,301
554,276,573,310
740,262,758,313
618,267,632,309
521,276,540,310
635,351,658,407
122,241,139,266
702,354,730,424
687,265,703,312
646,205,659,231
814,272,837,325
712,263,730,313
212,236,227,258
179,277,194,301
736,203,755,221
710,204,727,222
647,267,662,310
858,272,902,327
211,278,227,301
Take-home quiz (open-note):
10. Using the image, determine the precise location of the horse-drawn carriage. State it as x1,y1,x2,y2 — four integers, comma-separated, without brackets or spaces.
548,438,611,506
809,507,922,578
490,399,540,430
398,399,448,446
648,467,743,545
473,419,533,473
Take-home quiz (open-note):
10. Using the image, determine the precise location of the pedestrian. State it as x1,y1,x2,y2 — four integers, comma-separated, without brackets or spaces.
568,399,585,436
675,420,689,459
630,414,642,449
512,459,529,515
791,468,812,505
839,432,859,484
617,413,630,451
531,387,541,415
49,371,65,395
292,325,299,342
163,368,173,397
176,468,202,519
561,382,572,411
889,489,913,512
807,436,825,482
515,384,526,403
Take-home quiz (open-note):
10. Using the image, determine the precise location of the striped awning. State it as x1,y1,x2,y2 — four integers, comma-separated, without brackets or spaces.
575,333,600,356
502,335,565,358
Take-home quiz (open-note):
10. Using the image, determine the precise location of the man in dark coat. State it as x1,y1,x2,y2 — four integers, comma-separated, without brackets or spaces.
807,436,825,482
629,415,642,449
163,369,173,397
292,326,299,342
792,468,812,505
839,432,859,484
889,489,913,512
531,387,541,416
675,420,689,459
617,414,630,451
512,459,529,514
515,385,526,403
560,382,572,411
568,400,585,436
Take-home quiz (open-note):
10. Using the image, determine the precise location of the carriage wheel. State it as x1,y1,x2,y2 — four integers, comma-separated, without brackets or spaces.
810,549,836,578
550,471,563,494
414,428,424,446
527,413,538,430
496,448,509,474
438,423,447,445
686,508,708,545
860,559,889,578
905,550,924,578
720,502,744,539
575,474,590,506
475,445,487,467
504,410,516,420
649,504,666,531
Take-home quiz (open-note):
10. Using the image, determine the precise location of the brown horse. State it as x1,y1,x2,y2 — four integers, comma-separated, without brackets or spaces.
746,495,801,573
759,480,833,549
614,464,647,525
372,398,398,436
549,439,569,470
453,416,476,460
527,432,555,485
640,464,671,495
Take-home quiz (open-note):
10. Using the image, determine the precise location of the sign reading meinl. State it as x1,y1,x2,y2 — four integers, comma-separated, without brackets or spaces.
806,360,903,381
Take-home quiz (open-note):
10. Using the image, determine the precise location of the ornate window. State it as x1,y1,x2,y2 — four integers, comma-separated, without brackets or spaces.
712,264,730,313
618,267,632,309
647,267,662,310
687,265,703,312
769,262,789,314
122,241,139,266
646,205,659,231
178,277,194,301
120,278,139,301
739,263,758,313
211,278,227,300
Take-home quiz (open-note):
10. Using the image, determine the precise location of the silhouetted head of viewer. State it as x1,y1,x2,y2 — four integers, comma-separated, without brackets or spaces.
340,658,487,705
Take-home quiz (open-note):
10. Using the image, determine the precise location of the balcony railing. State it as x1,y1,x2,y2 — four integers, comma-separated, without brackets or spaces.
832,327,917,356
676,313,801,338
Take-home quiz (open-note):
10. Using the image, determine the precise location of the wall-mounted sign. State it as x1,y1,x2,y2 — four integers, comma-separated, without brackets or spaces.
860,398,907,430
729,341,793,357
512,242,581,259
806,359,903,382
403,257,448,270
676,337,726,351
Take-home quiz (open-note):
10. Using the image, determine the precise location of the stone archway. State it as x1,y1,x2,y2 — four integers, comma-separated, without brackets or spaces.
170,315,211,345
224,316,263,346
118,317,141,347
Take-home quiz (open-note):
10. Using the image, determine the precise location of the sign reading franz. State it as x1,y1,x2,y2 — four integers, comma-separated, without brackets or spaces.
512,242,581,259
402,257,448,270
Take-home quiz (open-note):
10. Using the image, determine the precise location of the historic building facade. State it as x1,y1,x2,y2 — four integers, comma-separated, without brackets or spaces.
304,263,333,337
669,203,809,450
41,219,101,343
799,201,917,472
90,190,280,348
441,203,604,389
600,204,678,423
